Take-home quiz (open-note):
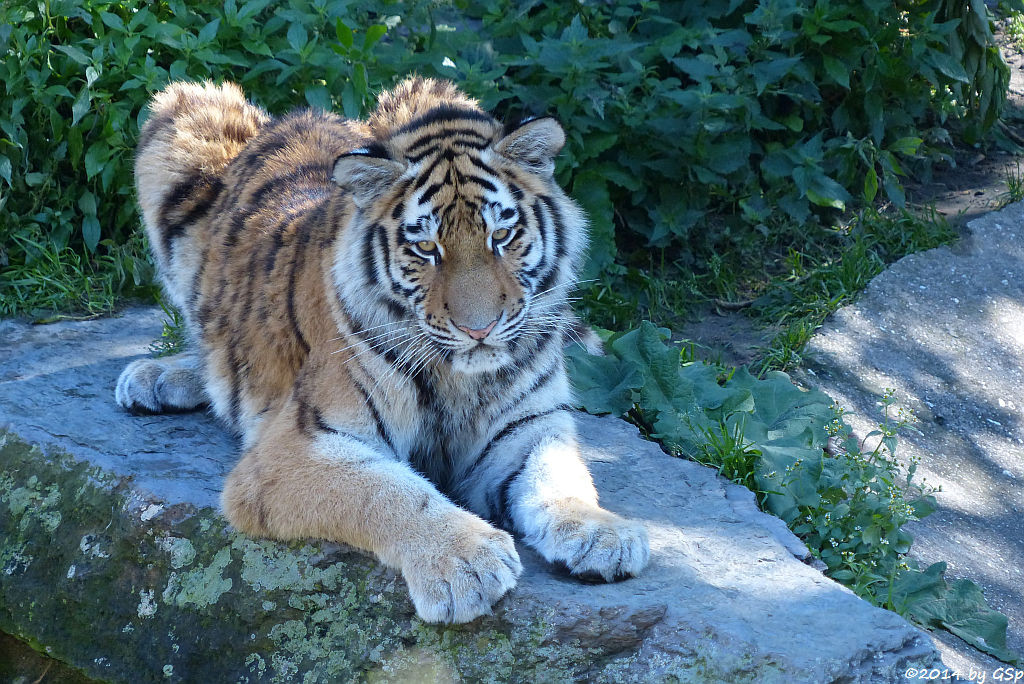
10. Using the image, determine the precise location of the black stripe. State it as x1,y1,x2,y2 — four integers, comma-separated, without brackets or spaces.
466,404,571,480
263,227,286,275
493,461,528,529
286,226,312,355
159,176,223,259
384,299,409,320
412,155,448,191
503,364,558,411
456,173,497,193
538,195,566,260
353,380,396,454
528,201,550,278
394,106,493,136
137,109,175,153
405,131,491,162
378,224,415,298
465,155,498,177
248,162,331,214
391,176,414,202
390,200,406,221
418,182,443,204
295,396,313,435
226,343,243,430
313,407,338,434
362,222,379,286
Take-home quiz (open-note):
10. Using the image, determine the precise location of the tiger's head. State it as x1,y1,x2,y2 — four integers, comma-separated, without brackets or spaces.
331,79,586,375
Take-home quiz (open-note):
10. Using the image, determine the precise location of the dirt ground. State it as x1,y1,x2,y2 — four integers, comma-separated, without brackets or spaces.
684,31,1024,369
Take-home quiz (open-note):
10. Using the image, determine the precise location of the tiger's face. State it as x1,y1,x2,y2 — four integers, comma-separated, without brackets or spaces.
333,112,585,375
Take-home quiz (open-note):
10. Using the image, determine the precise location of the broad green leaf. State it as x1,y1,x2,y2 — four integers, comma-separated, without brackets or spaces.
198,18,220,44
336,20,353,49
927,50,970,83
937,580,1020,664
78,190,97,216
805,186,845,211
611,323,687,409
82,215,101,252
304,85,331,111
364,25,387,50
889,137,922,156
682,363,754,420
671,56,718,82
727,368,831,446
84,143,108,179
100,11,126,32
883,175,906,208
56,44,91,65
0,155,10,186
751,55,801,94
822,55,849,88
71,88,90,126
573,171,616,280
565,344,640,416
287,23,307,53
894,564,1021,664
237,0,272,22
863,167,878,202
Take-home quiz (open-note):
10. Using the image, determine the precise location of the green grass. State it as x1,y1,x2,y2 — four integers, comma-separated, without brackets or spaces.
574,204,957,376
748,207,957,374
148,296,188,357
1007,12,1024,53
1002,159,1024,206
0,235,155,320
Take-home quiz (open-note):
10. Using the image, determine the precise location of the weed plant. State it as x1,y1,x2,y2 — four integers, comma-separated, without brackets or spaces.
0,0,1010,316
568,325,1020,663
1002,159,1024,204
148,296,187,357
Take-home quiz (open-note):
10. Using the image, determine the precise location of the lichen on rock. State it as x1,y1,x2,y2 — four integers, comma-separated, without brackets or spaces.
0,308,943,683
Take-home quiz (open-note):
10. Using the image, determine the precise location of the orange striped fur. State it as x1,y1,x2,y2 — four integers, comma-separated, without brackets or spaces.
117,78,647,623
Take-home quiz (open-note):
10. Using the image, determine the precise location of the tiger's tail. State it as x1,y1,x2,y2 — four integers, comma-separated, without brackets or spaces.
134,81,270,310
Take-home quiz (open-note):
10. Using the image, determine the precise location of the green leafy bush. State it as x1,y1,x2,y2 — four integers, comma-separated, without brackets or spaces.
0,0,1009,314
0,0,402,314
567,323,1020,664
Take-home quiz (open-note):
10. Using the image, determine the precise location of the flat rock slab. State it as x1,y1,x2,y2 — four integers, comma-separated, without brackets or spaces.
0,308,938,682
796,201,1024,674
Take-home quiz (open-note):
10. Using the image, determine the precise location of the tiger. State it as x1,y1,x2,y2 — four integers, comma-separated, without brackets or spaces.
115,77,649,623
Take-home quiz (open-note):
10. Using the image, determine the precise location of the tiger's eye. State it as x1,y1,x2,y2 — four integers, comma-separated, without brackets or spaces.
492,228,511,242
416,240,437,253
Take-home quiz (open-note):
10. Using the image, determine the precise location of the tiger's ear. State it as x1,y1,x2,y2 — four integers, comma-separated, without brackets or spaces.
494,117,565,178
332,149,406,208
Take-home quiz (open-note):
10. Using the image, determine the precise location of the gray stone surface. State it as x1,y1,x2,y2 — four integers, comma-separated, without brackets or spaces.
0,307,939,681
796,201,1024,675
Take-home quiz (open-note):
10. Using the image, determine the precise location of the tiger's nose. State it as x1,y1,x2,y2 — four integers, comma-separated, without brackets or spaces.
456,318,498,341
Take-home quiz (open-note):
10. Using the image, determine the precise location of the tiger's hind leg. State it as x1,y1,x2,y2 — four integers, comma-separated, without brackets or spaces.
115,352,207,414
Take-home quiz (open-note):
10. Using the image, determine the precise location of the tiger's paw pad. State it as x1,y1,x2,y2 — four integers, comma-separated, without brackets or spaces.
404,521,522,624
531,506,649,583
115,357,207,414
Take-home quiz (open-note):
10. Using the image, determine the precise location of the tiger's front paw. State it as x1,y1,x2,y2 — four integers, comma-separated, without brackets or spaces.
525,501,649,582
402,513,522,624
115,354,207,413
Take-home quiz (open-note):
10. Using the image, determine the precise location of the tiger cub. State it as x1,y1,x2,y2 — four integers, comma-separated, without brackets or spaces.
116,78,648,623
